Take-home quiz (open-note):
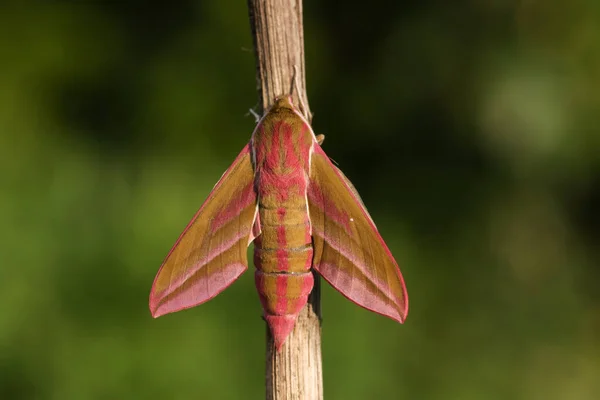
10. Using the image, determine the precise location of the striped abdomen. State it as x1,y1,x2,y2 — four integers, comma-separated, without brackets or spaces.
252,114,315,347
253,195,314,341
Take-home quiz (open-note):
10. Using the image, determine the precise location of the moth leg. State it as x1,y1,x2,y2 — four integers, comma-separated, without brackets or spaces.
316,134,325,145
248,107,261,123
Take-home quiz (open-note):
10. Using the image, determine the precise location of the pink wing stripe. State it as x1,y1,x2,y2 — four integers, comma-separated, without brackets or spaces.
312,225,402,308
150,144,258,317
157,144,254,266
152,262,247,317
159,229,250,299
210,180,256,232
317,262,403,322
312,146,403,278
310,145,408,320
307,183,352,232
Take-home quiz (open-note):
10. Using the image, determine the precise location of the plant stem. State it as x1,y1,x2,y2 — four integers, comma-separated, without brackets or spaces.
247,1,323,399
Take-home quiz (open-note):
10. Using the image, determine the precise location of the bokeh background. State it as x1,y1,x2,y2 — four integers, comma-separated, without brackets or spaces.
1,1,599,399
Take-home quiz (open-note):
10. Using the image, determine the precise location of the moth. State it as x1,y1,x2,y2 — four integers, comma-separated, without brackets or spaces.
149,96,408,349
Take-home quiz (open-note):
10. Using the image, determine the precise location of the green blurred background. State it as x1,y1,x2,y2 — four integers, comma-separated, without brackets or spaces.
1,1,599,399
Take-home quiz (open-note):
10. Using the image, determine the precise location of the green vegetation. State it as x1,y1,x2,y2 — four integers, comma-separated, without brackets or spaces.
1,1,598,399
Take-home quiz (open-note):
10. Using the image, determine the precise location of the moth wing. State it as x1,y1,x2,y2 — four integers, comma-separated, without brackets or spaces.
308,145,408,322
150,144,258,317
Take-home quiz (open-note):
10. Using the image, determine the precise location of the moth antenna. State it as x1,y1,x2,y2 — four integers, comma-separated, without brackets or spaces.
292,65,311,121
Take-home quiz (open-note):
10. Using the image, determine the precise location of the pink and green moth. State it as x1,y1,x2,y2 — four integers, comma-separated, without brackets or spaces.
149,96,408,350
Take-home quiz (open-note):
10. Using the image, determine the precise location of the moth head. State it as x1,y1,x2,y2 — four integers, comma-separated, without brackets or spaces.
272,95,295,111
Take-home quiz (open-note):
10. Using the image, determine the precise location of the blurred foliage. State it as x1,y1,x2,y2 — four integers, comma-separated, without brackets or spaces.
0,1,599,399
